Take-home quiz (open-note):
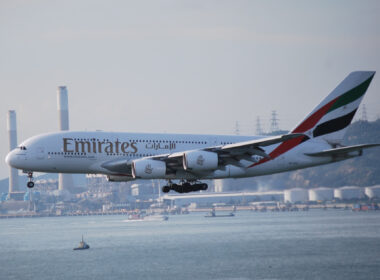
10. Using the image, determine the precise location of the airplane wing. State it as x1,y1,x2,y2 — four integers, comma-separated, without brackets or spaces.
305,143,380,158
145,133,305,171
100,133,305,174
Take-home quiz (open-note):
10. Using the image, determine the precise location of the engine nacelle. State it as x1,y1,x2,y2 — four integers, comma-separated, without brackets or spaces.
132,159,166,179
183,151,218,171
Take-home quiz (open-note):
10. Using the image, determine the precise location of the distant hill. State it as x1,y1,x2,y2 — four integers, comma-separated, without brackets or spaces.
252,119,380,190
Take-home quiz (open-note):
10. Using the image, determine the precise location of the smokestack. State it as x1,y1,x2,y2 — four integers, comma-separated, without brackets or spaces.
57,86,73,191
57,86,69,131
7,110,19,192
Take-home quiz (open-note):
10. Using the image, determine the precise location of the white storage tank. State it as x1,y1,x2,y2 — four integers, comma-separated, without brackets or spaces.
334,186,364,200
309,187,334,201
365,185,380,199
131,184,139,196
284,188,309,203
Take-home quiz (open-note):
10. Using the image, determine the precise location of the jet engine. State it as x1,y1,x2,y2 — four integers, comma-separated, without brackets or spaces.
183,151,218,171
132,159,166,179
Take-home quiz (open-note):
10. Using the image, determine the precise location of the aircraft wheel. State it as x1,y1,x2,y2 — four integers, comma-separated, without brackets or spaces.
162,186,170,193
27,181,35,189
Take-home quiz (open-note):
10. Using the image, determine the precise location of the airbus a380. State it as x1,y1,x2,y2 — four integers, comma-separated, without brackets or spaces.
6,71,380,193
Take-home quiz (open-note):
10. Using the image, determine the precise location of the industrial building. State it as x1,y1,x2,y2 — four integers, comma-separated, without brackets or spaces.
284,188,309,203
334,186,365,200
309,187,334,201
365,185,380,199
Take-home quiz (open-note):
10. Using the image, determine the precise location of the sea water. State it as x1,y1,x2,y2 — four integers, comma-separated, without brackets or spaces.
0,210,379,280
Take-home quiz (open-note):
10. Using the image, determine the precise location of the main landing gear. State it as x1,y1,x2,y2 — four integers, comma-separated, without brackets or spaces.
26,172,34,189
162,180,208,194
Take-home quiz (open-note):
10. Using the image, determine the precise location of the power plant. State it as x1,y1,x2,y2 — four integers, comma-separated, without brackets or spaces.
7,110,19,193
57,86,74,192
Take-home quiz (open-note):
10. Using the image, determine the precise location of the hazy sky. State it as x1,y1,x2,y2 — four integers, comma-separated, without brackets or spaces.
1,0,380,179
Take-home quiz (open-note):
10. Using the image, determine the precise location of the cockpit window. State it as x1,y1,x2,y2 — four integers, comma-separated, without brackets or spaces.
19,146,27,150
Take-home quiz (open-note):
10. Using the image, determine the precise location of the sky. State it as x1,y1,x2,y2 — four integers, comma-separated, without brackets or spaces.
1,0,380,180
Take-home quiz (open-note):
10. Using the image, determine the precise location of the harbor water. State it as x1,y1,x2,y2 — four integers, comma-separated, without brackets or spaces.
1,210,379,280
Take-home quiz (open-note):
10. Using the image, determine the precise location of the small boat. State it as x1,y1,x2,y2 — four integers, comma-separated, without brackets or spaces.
143,215,169,221
205,209,235,218
124,214,169,222
73,236,90,250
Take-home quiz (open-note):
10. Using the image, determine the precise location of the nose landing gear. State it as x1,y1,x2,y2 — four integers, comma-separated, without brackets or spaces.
26,172,34,189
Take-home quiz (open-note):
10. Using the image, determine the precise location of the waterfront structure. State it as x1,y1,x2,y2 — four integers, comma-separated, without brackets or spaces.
284,188,309,203
161,191,284,207
365,185,380,199
309,187,334,201
334,186,365,200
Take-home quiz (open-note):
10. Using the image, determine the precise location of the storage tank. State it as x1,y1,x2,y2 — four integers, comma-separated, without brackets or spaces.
284,188,309,203
309,187,334,201
365,185,380,199
334,186,364,200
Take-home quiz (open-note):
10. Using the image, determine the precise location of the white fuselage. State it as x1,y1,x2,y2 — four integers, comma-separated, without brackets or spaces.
6,131,333,181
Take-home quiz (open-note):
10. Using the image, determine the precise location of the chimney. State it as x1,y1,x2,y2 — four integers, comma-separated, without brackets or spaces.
7,110,19,192
57,86,73,191
57,86,69,131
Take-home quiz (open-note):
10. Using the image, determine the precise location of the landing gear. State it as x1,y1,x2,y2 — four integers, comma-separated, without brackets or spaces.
162,186,171,193
26,172,34,189
162,180,208,194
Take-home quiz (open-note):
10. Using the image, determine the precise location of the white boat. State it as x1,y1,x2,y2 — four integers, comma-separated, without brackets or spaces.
123,214,169,222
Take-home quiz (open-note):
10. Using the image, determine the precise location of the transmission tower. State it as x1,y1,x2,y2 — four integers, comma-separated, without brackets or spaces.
270,110,279,133
361,104,368,121
234,121,240,135
256,116,263,135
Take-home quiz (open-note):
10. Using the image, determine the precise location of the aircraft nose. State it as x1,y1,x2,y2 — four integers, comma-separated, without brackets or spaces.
5,149,19,168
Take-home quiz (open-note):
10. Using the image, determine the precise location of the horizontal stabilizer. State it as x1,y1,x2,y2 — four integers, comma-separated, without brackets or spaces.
305,144,380,157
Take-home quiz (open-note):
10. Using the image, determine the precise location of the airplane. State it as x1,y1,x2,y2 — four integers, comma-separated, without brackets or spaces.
5,71,380,193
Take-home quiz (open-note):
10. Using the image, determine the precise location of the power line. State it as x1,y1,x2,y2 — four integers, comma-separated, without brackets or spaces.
256,116,263,135
361,104,368,121
234,121,240,135
270,110,279,133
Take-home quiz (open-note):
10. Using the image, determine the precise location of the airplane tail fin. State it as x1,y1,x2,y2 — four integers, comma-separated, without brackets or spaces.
291,71,375,144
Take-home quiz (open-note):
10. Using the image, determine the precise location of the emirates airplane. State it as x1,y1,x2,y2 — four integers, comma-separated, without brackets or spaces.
6,71,380,193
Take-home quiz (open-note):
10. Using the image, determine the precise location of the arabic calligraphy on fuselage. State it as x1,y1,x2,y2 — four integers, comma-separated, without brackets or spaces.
145,142,176,151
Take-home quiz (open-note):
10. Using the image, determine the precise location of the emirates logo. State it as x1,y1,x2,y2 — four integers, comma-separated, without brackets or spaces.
196,155,205,166
144,164,153,174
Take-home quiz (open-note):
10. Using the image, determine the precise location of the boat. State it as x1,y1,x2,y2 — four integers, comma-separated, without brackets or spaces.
124,214,169,222
205,209,235,218
143,215,169,221
73,235,90,250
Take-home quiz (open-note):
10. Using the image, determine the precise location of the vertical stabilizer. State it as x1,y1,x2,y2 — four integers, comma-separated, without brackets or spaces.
291,71,375,144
